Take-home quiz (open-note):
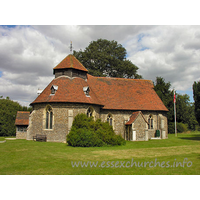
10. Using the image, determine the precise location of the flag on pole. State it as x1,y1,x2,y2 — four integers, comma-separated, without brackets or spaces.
174,90,177,136
173,90,176,103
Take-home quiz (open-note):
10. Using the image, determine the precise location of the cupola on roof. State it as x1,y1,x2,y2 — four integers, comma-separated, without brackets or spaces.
53,54,88,79
53,54,88,72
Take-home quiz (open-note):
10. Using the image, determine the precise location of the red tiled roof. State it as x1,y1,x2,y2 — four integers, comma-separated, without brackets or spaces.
15,111,30,126
125,111,148,125
31,76,102,106
31,74,168,111
87,75,168,111
31,55,168,112
53,54,88,72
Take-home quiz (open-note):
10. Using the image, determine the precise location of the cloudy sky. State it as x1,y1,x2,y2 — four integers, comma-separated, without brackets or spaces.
0,25,200,106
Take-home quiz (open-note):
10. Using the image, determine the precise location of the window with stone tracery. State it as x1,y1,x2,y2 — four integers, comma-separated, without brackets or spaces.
107,114,113,126
46,106,53,129
148,115,153,129
87,107,94,118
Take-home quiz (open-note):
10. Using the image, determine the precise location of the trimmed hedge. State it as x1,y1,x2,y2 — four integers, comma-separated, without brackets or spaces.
67,114,126,147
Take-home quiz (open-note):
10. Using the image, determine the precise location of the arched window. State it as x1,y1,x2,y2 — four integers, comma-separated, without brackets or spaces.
87,107,94,118
148,115,153,129
107,114,113,126
46,106,53,129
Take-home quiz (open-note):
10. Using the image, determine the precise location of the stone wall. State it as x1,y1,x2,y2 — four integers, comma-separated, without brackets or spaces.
100,109,133,138
27,103,100,142
16,127,27,139
100,109,168,140
133,114,148,140
27,102,168,142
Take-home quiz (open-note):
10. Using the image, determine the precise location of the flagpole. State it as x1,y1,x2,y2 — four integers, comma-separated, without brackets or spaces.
174,90,177,137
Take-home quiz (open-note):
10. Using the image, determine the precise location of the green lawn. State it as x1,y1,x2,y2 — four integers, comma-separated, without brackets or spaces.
0,132,200,175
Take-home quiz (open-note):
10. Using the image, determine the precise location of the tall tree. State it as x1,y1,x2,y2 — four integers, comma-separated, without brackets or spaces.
154,77,197,130
176,94,190,123
73,39,142,79
193,81,200,125
187,103,198,130
153,77,174,122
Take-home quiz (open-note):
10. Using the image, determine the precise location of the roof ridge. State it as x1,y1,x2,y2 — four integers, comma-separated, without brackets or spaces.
94,76,153,83
125,111,149,125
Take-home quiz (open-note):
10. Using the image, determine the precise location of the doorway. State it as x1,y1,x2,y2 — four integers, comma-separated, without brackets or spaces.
125,125,136,141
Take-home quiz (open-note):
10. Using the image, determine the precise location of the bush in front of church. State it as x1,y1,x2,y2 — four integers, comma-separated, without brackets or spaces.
67,127,105,147
66,114,126,147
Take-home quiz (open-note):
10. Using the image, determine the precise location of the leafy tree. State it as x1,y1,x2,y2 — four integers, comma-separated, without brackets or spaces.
0,97,31,136
73,39,142,79
187,103,198,130
193,81,200,125
153,77,174,122
154,77,197,132
176,94,190,124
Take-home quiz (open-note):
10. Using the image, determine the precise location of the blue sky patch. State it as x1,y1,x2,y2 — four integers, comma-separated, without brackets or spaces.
137,33,146,42
177,90,194,102
139,46,149,51
0,71,2,77
137,33,149,51
1,25,17,29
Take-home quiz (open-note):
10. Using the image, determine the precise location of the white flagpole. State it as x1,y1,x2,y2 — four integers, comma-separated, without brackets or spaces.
174,90,177,137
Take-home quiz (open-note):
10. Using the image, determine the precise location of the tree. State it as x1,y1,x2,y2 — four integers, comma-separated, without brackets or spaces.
187,103,198,130
73,39,142,79
154,77,197,132
0,97,32,136
193,81,200,125
176,94,190,124
153,77,174,122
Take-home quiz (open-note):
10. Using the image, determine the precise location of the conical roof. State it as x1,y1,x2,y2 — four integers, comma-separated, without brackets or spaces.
53,54,88,72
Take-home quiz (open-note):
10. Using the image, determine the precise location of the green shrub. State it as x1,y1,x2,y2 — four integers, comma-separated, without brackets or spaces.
67,113,126,147
177,123,188,133
168,122,188,133
67,127,104,147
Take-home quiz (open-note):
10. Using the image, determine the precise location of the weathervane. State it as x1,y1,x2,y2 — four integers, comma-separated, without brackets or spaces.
70,41,73,54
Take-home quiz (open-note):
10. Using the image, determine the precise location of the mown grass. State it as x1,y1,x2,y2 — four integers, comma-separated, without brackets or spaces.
0,132,200,175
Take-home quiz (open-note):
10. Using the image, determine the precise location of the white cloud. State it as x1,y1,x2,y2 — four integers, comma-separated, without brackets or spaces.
1,25,200,105
127,25,200,99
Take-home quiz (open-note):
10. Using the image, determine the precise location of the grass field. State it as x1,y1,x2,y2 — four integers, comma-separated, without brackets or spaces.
0,132,200,175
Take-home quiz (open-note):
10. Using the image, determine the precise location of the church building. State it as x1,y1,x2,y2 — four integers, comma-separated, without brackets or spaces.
26,54,168,142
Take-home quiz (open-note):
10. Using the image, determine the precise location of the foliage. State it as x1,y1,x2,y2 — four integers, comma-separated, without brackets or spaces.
154,77,198,131
73,39,142,79
193,81,200,125
0,97,31,136
94,119,126,146
177,123,188,133
67,128,104,147
67,113,125,147
168,122,188,133
153,77,174,122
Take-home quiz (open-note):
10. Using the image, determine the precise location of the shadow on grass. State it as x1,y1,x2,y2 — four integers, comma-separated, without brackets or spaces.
179,134,200,141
